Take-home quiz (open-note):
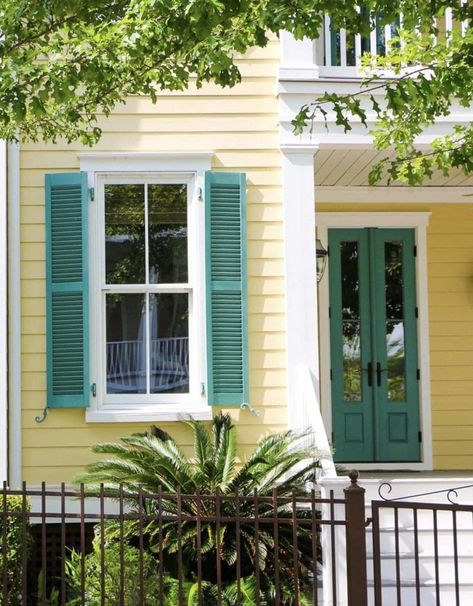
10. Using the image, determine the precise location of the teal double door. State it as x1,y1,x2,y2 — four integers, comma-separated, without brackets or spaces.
328,228,420,462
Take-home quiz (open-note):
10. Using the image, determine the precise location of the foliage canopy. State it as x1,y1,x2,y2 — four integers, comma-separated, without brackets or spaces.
1,1,473,182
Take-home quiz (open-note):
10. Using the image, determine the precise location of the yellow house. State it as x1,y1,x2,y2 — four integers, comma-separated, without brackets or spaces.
2,23,473,488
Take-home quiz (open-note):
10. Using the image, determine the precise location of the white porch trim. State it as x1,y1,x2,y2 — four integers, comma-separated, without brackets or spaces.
317,185,473,204
0,141,7,483
317,212,433,471
281,146,321,434
8,142,21,487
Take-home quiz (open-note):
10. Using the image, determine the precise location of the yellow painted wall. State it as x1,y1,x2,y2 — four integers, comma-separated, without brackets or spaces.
318,202,473,470
20,41,288,483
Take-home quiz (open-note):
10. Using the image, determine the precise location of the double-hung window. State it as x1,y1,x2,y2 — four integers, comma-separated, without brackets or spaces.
44,154,249,422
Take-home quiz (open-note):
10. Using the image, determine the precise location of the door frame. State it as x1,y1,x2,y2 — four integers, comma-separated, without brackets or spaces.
317,212,433,470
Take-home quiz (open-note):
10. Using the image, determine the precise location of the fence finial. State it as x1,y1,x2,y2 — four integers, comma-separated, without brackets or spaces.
348,469,359,485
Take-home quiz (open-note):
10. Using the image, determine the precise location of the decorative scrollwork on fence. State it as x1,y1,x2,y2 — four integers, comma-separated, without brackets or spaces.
377,481,473,504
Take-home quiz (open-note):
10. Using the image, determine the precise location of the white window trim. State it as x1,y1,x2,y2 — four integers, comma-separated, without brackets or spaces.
79,152,213,423
317,212,433,471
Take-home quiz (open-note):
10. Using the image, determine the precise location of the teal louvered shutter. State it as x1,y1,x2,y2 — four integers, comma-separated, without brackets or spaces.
45,173,89,408
205,172,249,407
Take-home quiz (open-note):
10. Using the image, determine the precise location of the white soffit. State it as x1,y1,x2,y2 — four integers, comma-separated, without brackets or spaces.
315,148,473,189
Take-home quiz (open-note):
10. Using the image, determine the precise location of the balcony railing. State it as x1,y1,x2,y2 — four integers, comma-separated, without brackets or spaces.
320,7,469,77
107,337,189,393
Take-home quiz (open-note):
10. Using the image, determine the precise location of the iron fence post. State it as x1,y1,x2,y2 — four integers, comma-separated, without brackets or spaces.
344,470,368,606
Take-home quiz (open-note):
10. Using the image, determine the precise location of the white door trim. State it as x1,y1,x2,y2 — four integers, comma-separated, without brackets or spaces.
317,212,433,471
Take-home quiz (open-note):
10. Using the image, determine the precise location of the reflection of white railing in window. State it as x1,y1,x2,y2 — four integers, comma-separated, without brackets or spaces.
323,7,468,71
107,337,189,393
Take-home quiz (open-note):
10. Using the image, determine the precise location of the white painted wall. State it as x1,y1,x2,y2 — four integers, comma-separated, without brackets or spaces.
0,141,7,483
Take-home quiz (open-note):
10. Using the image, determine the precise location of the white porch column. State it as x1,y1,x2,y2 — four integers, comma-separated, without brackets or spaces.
0,141,6,483
281,146,319,431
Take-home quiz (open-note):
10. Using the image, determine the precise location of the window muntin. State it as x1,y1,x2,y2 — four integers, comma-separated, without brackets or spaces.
101,179,192,402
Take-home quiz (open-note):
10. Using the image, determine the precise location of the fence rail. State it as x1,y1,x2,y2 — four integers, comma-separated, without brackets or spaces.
0,478,368,606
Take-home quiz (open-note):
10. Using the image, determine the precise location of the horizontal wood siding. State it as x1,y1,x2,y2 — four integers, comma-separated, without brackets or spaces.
319,202,473,470
19,42,287,483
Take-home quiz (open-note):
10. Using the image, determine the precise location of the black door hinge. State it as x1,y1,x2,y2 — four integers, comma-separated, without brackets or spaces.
418,431,422,443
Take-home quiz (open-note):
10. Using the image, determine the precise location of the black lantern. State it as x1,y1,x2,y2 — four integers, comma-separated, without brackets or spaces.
316,238,328,283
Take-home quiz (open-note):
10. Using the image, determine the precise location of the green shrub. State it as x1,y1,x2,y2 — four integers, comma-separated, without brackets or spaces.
0,495,30,606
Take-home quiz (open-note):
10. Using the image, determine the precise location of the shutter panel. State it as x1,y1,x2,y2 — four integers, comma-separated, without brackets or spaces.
45,173,89,408
205,172,249,406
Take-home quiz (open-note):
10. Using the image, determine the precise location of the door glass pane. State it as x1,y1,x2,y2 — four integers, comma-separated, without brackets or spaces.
150,293,189,394
105,184,145,284
341,241,362,401
385,241,406,400
106,293,146,394
148,184,188,284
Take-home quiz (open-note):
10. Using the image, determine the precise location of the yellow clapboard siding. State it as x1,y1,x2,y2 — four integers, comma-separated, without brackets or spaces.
21,335,45,354
248,259,284,277
431,396,473,410
431,366,473,380
430,322,473,337
433,456,473,470
250,332,286,351
431,381,473,395
433,441,473,456
22,298,45,316
248,296,285,314
21,149,282,170
248,278,284,296
19,42,290,483
249,314,285,332
21,261,45,280
433,426,473,441
431,351,473,366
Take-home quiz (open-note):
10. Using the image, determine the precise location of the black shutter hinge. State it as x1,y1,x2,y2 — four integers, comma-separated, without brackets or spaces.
328,306,331,319
418,431,422,443
89,187,95,201
415,307,418,319
330,368,333,381
200,382,206,396
416,369,420,380
414,245,417,257
91,383,97,397
331,431,334,443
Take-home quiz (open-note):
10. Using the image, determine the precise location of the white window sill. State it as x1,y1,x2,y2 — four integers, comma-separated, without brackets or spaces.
85,407,213,423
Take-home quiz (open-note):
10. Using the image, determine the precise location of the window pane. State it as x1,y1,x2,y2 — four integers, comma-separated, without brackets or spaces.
340,241,362,401
150,293,189,393
148,184,188,283
385,240,406,401
386,321,406,401
343,321,362,401
106,293,146,394
105,184,145,284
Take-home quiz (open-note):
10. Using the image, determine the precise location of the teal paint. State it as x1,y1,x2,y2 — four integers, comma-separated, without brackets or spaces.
329,228,420,462
45,172,89,408
204,172,248,407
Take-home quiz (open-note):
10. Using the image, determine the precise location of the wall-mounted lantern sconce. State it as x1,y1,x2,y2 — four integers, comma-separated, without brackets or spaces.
316,238,328,283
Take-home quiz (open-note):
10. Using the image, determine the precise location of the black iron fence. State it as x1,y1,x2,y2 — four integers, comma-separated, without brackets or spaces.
0,474,368,606
371,483,473,606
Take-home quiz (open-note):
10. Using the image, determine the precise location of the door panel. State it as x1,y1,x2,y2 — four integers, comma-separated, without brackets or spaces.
329,228,420,463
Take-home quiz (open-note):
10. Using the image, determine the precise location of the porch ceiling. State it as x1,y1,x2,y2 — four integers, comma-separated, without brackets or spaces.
314,149,473,188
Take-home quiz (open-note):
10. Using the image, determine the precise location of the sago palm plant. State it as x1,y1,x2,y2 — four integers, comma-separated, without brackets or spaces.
74,413,324,604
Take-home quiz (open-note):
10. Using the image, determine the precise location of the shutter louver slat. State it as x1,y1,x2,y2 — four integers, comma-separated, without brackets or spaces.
205,172,248,407
46,173,89,408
